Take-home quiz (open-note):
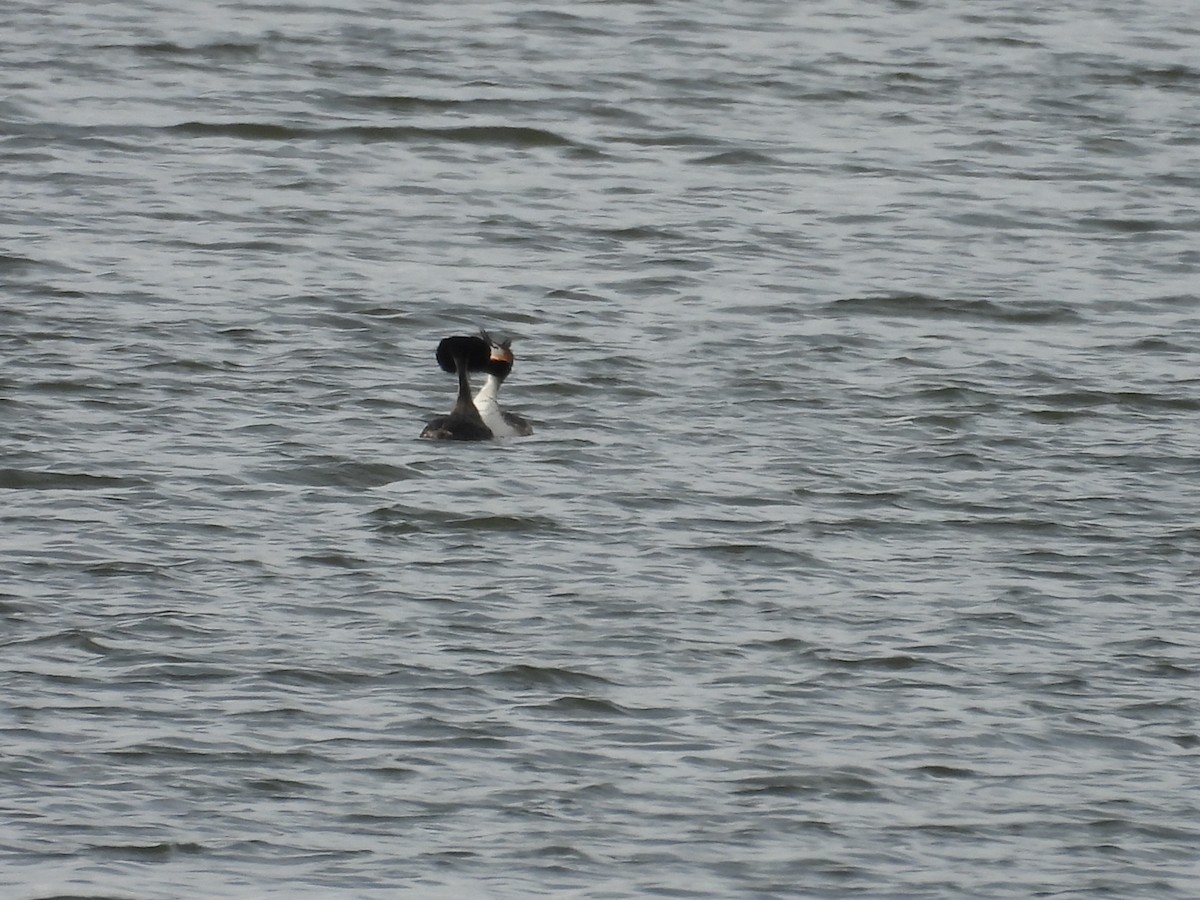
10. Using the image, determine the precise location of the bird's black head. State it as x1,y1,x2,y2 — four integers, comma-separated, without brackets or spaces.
435,334,492,374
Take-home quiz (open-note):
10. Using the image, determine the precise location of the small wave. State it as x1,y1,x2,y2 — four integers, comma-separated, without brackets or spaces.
83,561,178,579
138,358,239,374
450,514,560,532
1024,407,1094,424
821,652,951,673
260,667,380,687
430,125,580,149
1077,216,1179,234
93,840,207,860
0,252,79,281
616,131,723,149
1118,336,1188,353
133,40,261,61
6,628,112,656
1079,135,1147,157
164,237,292,253
0,469,142,490
259,459,421,488
689,149,784,166
343,93,476,113
731,772,877,798
370,504,560,535
485,663,614,690
1092,63,1200,89
0,252,41,272
169,120,584,150
243,777,316,796
914,764,978,779
1030,389,1200,413
691,542,823,567
295,552,369,569
587,225,688,242
830,293,1081,324
910,384,1001,405
526,695,631,717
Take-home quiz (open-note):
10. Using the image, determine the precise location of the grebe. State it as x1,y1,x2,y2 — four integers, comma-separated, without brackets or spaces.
419,334,493,441
419,331,533,440
473,330,534,438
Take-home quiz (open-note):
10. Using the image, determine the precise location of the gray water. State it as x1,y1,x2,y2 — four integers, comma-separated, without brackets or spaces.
3,1,1199,897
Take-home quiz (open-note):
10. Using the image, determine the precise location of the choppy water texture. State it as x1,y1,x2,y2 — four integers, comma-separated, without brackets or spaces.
3,1,1200,897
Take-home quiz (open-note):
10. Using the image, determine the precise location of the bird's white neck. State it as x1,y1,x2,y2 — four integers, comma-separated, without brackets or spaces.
473,373,520,437
474,373,502,405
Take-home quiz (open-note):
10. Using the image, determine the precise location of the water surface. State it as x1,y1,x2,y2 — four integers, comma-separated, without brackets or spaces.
2,2,1199,897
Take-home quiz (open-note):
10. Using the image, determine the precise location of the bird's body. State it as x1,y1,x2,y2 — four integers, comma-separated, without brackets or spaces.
472,364,533,439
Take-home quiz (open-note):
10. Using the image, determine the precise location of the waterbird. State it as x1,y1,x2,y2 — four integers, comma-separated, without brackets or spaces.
472,331,533,438
419,330,532,440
